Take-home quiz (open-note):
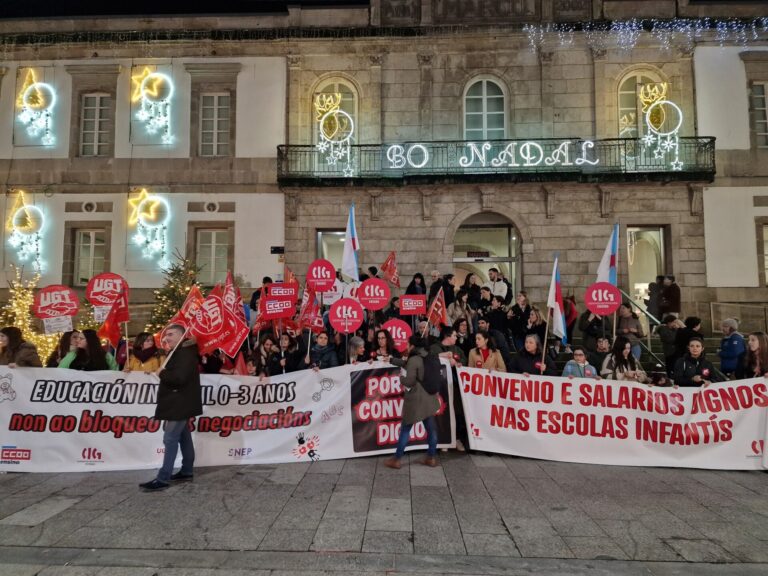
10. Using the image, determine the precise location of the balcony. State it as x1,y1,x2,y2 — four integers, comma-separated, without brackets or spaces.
277,137,716,186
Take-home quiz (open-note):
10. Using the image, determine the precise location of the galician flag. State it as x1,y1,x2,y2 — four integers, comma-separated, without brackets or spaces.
342,203,360,282
596,223,619,285
546,255,567,344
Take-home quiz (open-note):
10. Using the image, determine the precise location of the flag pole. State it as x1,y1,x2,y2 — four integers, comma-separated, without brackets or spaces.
540,307,552,374
123,322,130,370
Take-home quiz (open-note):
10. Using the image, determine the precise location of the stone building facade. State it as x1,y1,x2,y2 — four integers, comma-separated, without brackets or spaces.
0,0,766,332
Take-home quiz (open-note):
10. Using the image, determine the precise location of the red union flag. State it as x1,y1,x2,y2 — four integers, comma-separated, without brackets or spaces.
86,273,129,306
223,271,247,325
97,286,130,348
299,287,325,333
427,287,448,328
33,285,80,318
400,295,427,316
190,286,248,357
380,251,400,288
156,285,205,346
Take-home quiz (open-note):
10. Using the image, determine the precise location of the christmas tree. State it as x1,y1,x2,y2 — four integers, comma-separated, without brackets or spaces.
0,266,59,362
145,249,202,333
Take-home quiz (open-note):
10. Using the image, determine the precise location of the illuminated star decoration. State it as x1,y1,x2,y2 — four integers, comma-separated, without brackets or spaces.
129,188,171,266
314,93,355,177
131,66,175,145
641,100,684,172
16,69,57,146
6,190,46,272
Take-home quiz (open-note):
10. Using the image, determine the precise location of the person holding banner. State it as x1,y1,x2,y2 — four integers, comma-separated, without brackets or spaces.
384,335,440,469
372,329,397,361
600,336,648,383
508,334,555,375
673,337,724,387
0,326,42,367
468,330,507,372
58,329,118,371
308,331,339,370
268,333,303,375
561,346,600,379
140,324,202,492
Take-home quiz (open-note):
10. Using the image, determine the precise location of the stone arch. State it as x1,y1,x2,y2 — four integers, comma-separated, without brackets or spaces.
441,203,532,260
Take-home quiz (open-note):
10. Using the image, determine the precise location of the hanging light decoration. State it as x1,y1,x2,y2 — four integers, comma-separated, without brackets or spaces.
16,69,56,146
314,92,355,178
128,188,171,267
6,190,46,272
131,66,175,145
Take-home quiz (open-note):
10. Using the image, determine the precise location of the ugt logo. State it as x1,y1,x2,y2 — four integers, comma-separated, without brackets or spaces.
195,297,224,335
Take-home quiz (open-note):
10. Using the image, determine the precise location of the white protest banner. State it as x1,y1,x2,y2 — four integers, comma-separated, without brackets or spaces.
458,367,768,470
0,362,454,473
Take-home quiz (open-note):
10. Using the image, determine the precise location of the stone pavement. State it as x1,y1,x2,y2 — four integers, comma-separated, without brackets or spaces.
1,453,767,575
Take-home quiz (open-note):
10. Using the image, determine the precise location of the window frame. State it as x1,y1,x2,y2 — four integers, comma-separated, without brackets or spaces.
751,81,768,149
79,92,112,157
616,71,666,139
198,91,231,157
62,220,112,287
462,78,507,141
186,221,235,287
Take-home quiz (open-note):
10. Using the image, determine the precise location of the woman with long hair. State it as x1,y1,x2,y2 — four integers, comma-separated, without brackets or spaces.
447,289,475,330
46,330,76,367
601,336,647,383
405,273,426,295
617,302,645,360
268,333,302,375
674,336,723,387
58,329,118,371
467,330,506,371
453,317,473,359
739,331,768,379
525,306,547,346
0,326,42,367
125,332,164,372
461,273,482,310
372,329,396,360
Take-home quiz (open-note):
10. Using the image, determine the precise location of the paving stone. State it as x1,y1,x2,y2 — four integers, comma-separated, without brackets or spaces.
412,514,466,555
545,506,607,537
505,516,575,558
36,568,101,576
595,519,683,561
257,529,316,551
307,460,345,474
462,533,521,557
311,516,366,552
409,460,448,487
695,521,768,562
636,509,704,540
663,537,740,563
0,566,48,576
322,485,371,518
366,497,412,531
362,530,414,553
410,486,455,517
563,536,631,560
0,496,81,526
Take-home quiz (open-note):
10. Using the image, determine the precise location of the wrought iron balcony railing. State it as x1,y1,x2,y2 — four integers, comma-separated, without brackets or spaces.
277,137,716,185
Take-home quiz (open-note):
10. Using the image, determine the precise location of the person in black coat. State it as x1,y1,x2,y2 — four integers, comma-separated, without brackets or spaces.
673,337,724,387
140,324,202,491
309,331,339,370
268,333,303,375
509,334,557,376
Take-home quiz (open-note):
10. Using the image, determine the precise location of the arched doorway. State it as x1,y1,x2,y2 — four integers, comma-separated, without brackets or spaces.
452,212,520,292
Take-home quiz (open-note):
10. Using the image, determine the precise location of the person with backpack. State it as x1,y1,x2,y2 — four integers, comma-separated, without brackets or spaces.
384,335,441,469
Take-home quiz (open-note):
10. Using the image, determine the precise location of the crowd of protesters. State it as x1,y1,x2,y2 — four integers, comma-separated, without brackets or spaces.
1,269,765,390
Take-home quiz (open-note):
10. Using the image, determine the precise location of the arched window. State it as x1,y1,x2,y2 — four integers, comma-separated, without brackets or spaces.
464,79,506,141
313,80,357,145
617,71,667,138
